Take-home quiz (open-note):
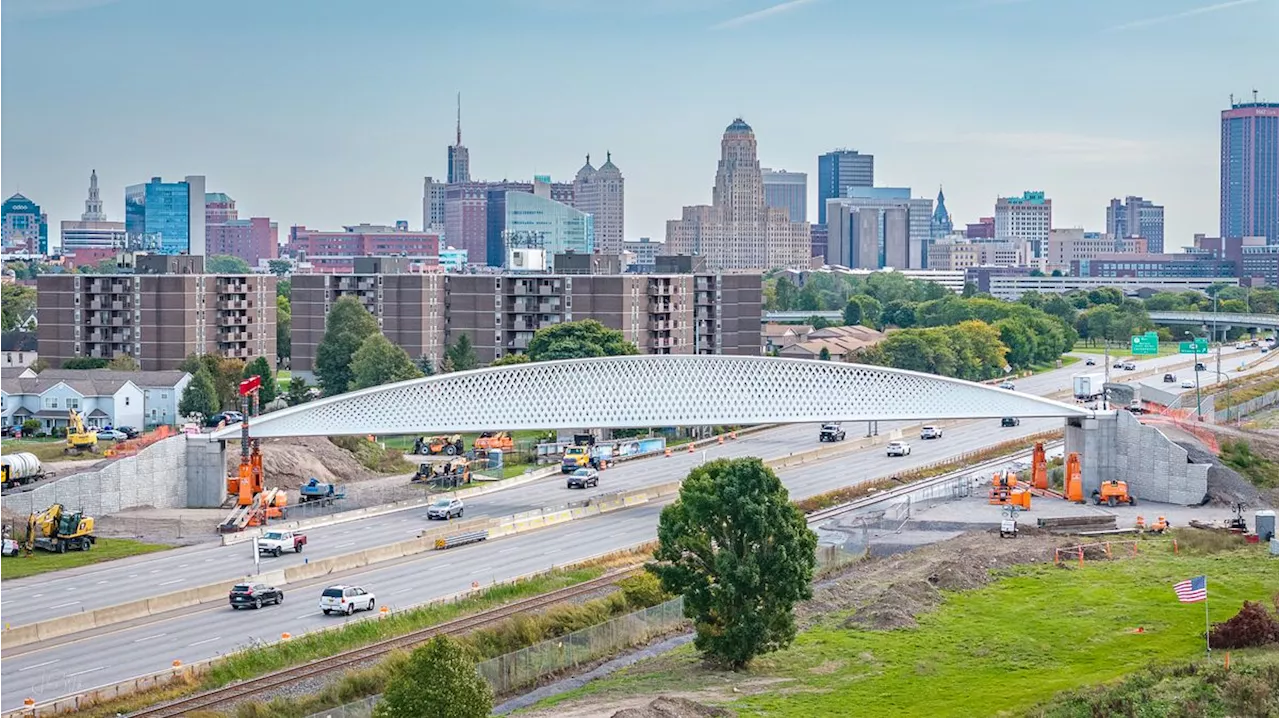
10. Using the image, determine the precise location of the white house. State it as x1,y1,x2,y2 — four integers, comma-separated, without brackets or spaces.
2,369,191,431
2,331,38,368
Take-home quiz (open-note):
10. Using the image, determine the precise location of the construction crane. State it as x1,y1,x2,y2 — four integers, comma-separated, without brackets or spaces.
219,376,287,533
65,408,98,455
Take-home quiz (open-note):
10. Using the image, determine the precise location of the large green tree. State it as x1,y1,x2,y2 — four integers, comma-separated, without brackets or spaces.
63,357,109,369
179,367,220,419
444,333,479,372
205,254,252,274
1,284,36,330
314,296,380,395
374,635,492,718
179,353,246,410
651,457,817,669
349,333,424,390
267,259,292,277
276,294,291,361
526,319,639,361
106,355,140,371
490,353,531,367
243,356,278,404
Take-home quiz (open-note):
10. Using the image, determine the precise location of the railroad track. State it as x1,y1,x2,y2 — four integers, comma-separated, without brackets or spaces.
129,568,641,718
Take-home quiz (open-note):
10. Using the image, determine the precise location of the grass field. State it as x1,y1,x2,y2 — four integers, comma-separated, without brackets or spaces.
0,537,172,581
535,542,1277,718
3,438,106,463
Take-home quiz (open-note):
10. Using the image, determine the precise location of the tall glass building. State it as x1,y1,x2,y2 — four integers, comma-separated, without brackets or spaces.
817,150,874,225
1,193,48,255
503,191,594,262
1220,100,1278,244
125,176,206,255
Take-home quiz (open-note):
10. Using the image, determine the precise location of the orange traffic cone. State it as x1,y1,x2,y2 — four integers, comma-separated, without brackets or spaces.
664,449,672,457
718,436,724,445
687,443,694,453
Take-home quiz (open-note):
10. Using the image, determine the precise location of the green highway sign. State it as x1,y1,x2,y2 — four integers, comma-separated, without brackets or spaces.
1179,338,1209,354
1131,333,1158,355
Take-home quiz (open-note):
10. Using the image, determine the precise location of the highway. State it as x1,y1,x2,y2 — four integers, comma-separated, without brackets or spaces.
0,345,1261,710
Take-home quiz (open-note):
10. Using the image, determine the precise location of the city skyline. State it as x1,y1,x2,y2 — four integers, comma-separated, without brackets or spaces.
2,0,1277,253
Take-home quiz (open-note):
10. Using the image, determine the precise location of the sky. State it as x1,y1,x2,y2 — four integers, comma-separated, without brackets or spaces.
2,0,1278,253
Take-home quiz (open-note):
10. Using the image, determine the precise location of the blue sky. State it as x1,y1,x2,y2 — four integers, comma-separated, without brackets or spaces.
3,0,1277,252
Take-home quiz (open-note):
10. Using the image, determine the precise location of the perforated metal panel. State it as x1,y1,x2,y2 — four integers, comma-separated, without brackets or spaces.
212,355,1090,439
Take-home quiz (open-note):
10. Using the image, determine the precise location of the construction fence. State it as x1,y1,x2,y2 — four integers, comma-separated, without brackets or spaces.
1216,390,1278,425
302,696,378,718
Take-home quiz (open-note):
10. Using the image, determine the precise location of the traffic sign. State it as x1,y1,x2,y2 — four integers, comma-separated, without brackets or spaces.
1131,333,1158,355
1179,338,1209,354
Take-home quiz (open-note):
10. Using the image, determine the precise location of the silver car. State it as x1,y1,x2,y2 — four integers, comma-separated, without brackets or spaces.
427,497,464,520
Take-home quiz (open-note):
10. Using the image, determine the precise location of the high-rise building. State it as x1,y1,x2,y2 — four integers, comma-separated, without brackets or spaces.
486,179,574,267
995,191,1051,261
665,119,811,271
1,193,48,256
422,177,446,234
205,192,237,225
444,181,489,264
572,153,625,256
761,168,807,223
204,192,277,265
287,224,440,274
37,255,276,370
930,187,953,242
124,176,206,256
1105,196,1165,252
61,170,126,267
1220,98,1279,244
447,94,470,184
825,188,933,269
503,190,594,262
817,150,874,226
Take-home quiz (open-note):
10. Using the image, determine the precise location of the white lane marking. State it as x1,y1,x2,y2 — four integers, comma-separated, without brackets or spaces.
133,633,167,643
68,666,104,677
498,547,522,554
159,579,183,586
96,580,108,585
204,558,216,563
47,601,80,609
188,636,221,647
178,564,189,568
332,542,354,549
294,613,316,620
128,574,138,578
18,660,58,672
31,593,42,598
66,587,78,591
149,569,161,574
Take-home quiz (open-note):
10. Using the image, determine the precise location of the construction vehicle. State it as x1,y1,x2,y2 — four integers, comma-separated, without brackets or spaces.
1092,480,1137,507
1,453,45,490
218,376,288,533
999,506,1019,538
414,434,465,456
413,458,472,488
988,471,1030,510
473,431,514,452
561,433,603,473
1227,503,1249,534
299,477,346,505
26,503,95,553
65,409,99,455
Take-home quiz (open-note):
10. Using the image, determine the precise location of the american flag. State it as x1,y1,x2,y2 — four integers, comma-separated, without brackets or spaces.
1173,575,1207,603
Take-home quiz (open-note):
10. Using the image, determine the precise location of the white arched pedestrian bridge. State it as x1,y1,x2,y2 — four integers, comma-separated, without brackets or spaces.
211,356,1090,440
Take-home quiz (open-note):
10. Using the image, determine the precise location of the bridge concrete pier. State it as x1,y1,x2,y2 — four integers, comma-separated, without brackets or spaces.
1065,410,1210,505
186,436,229,508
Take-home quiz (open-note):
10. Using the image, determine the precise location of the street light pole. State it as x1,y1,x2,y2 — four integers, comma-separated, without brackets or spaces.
1187,331,1203,421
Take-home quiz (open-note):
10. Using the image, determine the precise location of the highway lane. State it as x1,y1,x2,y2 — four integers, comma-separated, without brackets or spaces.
0,345,1230,628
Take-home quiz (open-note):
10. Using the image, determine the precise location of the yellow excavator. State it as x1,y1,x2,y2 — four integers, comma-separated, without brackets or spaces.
65,408,99,455
26,503,96,553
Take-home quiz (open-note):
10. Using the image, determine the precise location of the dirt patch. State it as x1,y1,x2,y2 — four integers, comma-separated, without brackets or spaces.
227,437,378,490
808,659,844,675
94,507,225,545
1176,441,1268,508
611,697,736,718
806,530,1073,631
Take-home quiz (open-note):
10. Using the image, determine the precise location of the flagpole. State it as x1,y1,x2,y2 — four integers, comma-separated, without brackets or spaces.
1204,575,1211,659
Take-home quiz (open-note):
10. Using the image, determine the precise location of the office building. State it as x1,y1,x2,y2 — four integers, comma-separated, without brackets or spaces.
926,236,981,271
761,168,807,223
1047,228,1148,270
205,193,237,225
125,175,206,256
447,94,470,184
572,154,626,256
1221,98,1278,244
986,274,1236,301
36,255,276,370
1186,234,1278,287
623,237,663,272
665,119,811,271
503,189,594,262
817,150,874,225
965,265,1034,294
2,193,48,256
825,187,933,269
1105,196,1166,252
287,224,440,274
966,217,995,239
422,177,446,234
810,224,828,262
61,170,126,267
289,258,762,375
204,192,277,265
995,191,1051,260
438,247,468,272
443,181,489,264
1071,253,1238,280
485,178,574,267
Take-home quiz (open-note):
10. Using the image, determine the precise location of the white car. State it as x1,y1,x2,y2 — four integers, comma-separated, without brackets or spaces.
920,426,943,440
319,585,376,616
1180,379,1195,389
1236,343,1248,350
886,440,911,457
999,381,1016,390
427,497,464,520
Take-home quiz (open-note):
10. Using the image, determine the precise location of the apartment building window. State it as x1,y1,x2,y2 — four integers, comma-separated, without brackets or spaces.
67,398,81,410
43,397,59,410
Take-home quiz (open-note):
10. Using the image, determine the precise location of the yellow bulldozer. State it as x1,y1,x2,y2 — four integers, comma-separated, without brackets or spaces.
65,408,99,455
26,503,96,553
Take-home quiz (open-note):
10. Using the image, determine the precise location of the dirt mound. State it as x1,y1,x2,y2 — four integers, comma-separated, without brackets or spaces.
1176,441,1267,508
611,697,735,718
805,530,1072,631
227,437,378,490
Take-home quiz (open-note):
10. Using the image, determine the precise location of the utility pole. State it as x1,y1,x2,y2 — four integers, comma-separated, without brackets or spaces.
1187,331,1203,421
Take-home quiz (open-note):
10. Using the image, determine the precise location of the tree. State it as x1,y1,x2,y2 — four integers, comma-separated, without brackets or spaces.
445,333,479,371
88,258,121,274
205,254,252,274
416,355,436,376
809,316,832,330
818,346,831,361
849,294,882,328
651,458,816,669
314,296,380,395
773,276,798,311
961,281,978,298
1,284,36,330
374,635,492,718
349,334,424,390
286,374,312,406
526,319,638,362
63,357,109,369
243,356,278,404
179,353,246,410
28,357,49,373
881,300,917,328
841,299,863,327
276,278,291,300
179,367,219,419
276,295,291,361
266,259,292,277
106,355,140,371
490,353,531,367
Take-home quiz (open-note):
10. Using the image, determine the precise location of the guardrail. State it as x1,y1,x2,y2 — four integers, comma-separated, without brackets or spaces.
435,531,488,550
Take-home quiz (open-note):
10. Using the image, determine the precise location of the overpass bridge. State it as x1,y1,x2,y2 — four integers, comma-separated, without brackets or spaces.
1147,310,1277,332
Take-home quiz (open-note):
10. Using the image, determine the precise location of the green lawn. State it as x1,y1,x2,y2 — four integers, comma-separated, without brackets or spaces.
3,438,106,463
1,537,172,580
276,369,292,389
535,541,1276,718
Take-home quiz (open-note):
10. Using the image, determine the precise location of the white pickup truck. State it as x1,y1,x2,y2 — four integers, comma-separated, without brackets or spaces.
258,530,307,557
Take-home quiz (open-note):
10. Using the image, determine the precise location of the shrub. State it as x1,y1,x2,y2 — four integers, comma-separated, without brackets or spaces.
21,419,39,435
1208,601,1280,650
619,571,670,609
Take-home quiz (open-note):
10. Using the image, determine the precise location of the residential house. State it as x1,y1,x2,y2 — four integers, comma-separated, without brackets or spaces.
778,325,886,360
2,331,38,368
761,323,813,355
3,369,190,430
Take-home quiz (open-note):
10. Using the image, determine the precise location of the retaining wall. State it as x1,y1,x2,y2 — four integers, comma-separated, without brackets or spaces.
1065,410,1209,505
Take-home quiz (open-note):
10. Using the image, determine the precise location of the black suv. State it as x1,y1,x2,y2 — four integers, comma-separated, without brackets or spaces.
1001,417,1021,427
229,583,284,610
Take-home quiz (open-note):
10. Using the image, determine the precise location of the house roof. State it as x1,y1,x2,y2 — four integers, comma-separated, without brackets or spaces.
3,369,188,398
1,331,37,352
762,323,812,338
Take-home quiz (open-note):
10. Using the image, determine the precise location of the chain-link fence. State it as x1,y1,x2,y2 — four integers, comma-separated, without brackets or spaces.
303,695,378,718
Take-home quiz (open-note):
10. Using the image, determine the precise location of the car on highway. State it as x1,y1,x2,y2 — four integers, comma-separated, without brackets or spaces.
1112,361,1124,369
1001,417,1021,427
1236,343,1249,350
1085,358,1096,366
1194,362,1206,372
1163,373,1176,383
567,467,600,489
999,381,1016,390
1181,379,1195,389
920,426,943,440
427,497,464,520
95,429,127,441
886,440,911,457
320,585,376,616
229,582,284,610
1121,362,1137,370
818,423,846,442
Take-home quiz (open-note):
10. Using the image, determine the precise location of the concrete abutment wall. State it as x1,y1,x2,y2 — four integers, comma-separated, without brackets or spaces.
1065,410,1209,505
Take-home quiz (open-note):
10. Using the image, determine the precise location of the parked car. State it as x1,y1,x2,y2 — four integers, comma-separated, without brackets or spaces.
1,426,21,438
229,582,284,610
116,426,140,439
566,467,600,489
1084,358,1096,366
920,426,943,440
818,423,846,442
1181,379,1195,389
95,429,127,441
319,585,376,616
999,381,1016,390
427,497,464,520
1001,417,1021,427
1163,373,1176,383
886,440,911,457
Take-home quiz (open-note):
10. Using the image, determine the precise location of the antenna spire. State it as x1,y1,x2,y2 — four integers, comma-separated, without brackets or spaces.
455,92,462,146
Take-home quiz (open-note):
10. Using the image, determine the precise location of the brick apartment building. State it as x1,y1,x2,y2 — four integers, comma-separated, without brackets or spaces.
290,256,761,377
37,255,276,370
